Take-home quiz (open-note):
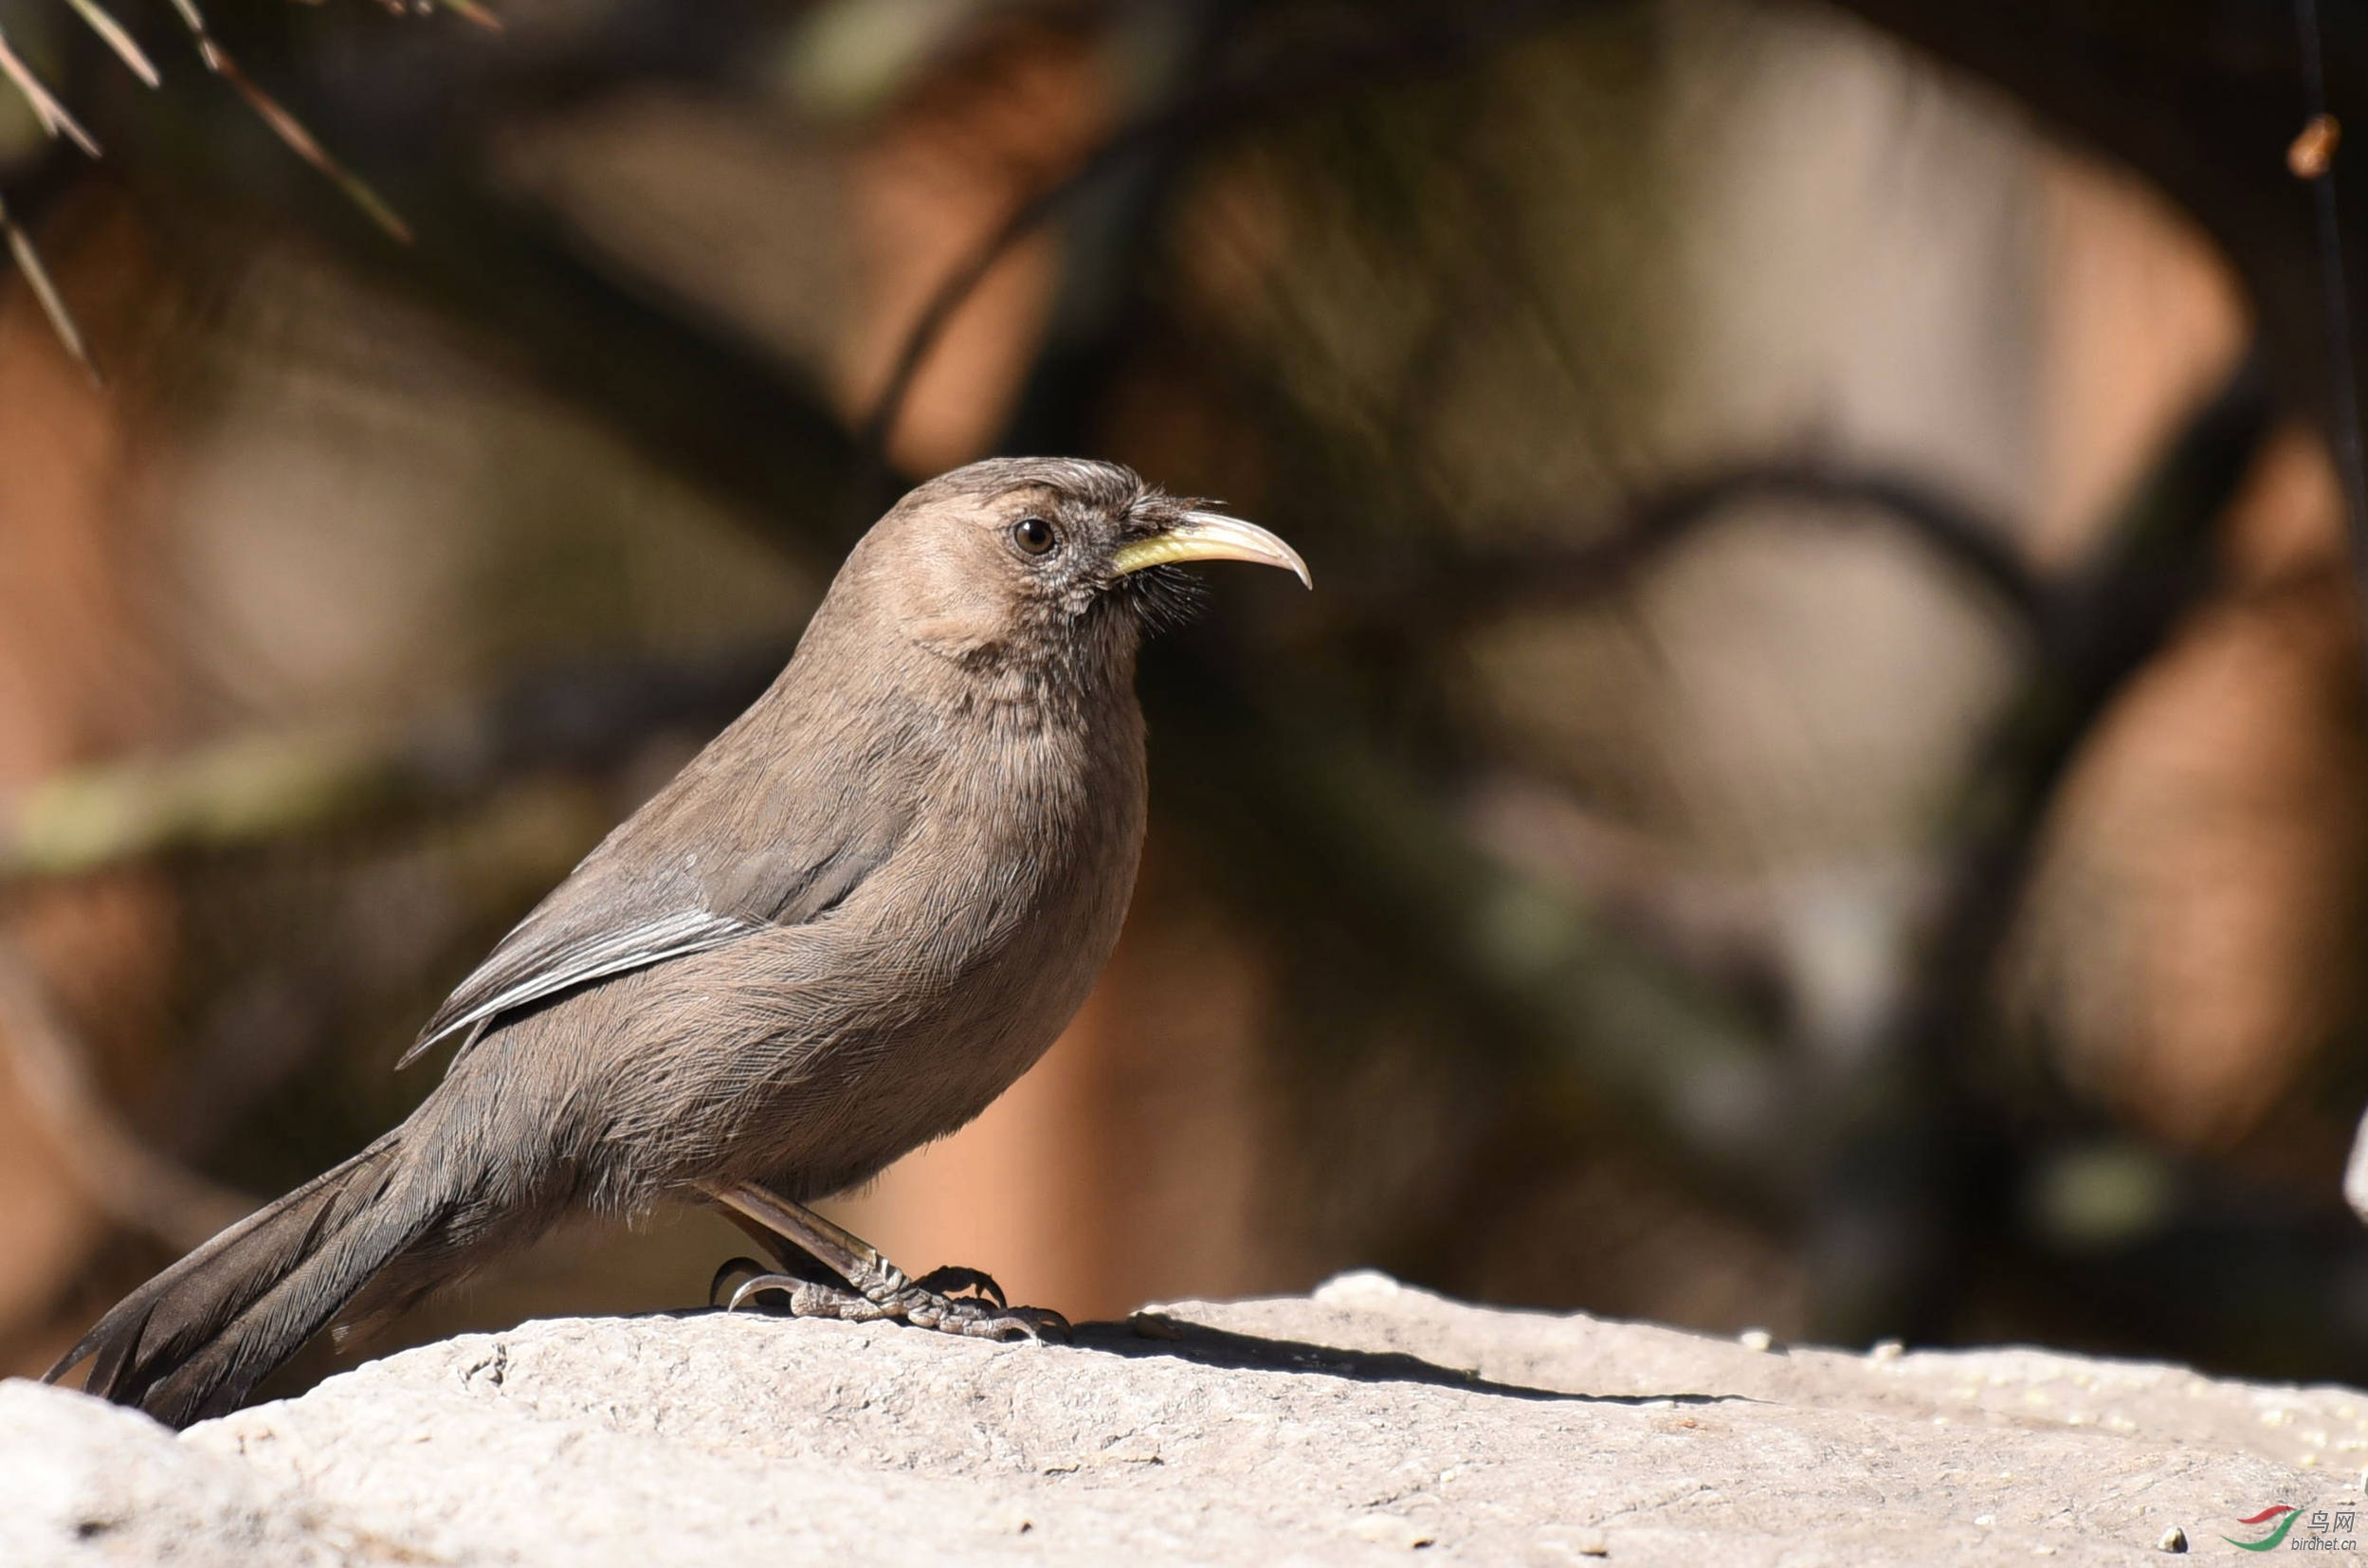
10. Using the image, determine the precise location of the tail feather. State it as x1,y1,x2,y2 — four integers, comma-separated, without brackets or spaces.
68,1146,373,1402
144,1195,434,1426
46,1134,441,1428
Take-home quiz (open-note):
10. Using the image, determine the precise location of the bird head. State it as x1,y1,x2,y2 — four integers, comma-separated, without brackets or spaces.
857,457,1309,679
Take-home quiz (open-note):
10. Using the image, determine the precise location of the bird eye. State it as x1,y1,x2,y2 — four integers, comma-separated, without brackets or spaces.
1011,517,1057,556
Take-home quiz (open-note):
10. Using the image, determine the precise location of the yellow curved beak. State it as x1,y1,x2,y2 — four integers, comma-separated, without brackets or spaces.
1111,511,1312,589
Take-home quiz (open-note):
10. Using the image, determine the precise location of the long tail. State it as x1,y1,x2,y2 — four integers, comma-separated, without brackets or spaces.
46,1133,447,1429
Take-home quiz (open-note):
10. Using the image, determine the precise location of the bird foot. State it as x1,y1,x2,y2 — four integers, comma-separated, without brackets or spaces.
712,1255,1067,1341
702,1181,1070,1341
910,1264,1009,1306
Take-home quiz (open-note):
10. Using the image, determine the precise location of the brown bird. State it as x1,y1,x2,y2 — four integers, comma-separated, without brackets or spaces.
47,457,1307,1430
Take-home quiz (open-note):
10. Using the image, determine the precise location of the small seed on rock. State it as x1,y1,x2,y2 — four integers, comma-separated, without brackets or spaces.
1739,1328,1774,1352
1870,1340,1904,1362
1350,1514,1435,1548
1532,1527,1609,1559
2158,1524,2189,1553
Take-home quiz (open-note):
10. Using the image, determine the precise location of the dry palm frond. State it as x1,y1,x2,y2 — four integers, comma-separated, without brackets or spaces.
158,0,413,241
210,50,412,240
1,0,468,366
0,191,99,382
0,20,101,155
61,0,159,87
0,9,116,376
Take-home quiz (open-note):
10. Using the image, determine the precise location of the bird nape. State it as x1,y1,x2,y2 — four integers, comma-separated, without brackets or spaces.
46,456,1309,1430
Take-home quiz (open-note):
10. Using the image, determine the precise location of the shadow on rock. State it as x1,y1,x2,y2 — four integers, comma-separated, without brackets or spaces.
1070,1313,1747,1407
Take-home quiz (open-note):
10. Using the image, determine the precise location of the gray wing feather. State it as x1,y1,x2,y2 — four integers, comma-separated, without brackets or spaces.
398,905,760,1067
399,793,912,1070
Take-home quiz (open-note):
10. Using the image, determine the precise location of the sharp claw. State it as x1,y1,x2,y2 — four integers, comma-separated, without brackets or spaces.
1015,1306,1071,1342
726,1272,809,1312
947,1302,1067,1341
710,1256,769,1308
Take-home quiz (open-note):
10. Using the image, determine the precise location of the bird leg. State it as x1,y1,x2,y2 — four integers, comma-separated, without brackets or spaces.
698,1179,1066,1341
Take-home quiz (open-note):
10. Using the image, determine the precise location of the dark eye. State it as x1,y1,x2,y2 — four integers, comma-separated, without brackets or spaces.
1011,517,1057,556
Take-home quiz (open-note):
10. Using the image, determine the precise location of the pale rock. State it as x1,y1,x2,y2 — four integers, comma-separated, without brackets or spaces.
2,1274,2359,1565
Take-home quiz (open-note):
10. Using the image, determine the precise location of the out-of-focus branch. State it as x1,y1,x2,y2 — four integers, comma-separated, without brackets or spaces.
863,0,1604,464
104,0,1613,561
0,645,786,885
1817,0,2348,427
1252,715,1808,1193
1139,626,1812,1209
107,92,876,566
0,728,394,883
1340,463,2046,637
0,939,251,1252
1804,351,2273,1343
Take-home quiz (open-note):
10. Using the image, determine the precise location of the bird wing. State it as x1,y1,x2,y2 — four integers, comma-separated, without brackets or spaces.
398,794,913,1070
398,901,756,1069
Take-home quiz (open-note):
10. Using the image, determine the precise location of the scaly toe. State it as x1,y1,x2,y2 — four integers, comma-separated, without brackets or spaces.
726,1271,896,1322
720,1261,1066,1341
916,1295,1068,1342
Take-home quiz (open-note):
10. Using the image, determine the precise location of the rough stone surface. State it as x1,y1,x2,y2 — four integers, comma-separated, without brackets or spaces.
6,1271,2366,1564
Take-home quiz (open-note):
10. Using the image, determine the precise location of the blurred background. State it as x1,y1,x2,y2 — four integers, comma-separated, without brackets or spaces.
7,0,2368,1399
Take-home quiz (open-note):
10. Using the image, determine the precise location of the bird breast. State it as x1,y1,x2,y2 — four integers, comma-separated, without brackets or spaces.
716,691,1148,1188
